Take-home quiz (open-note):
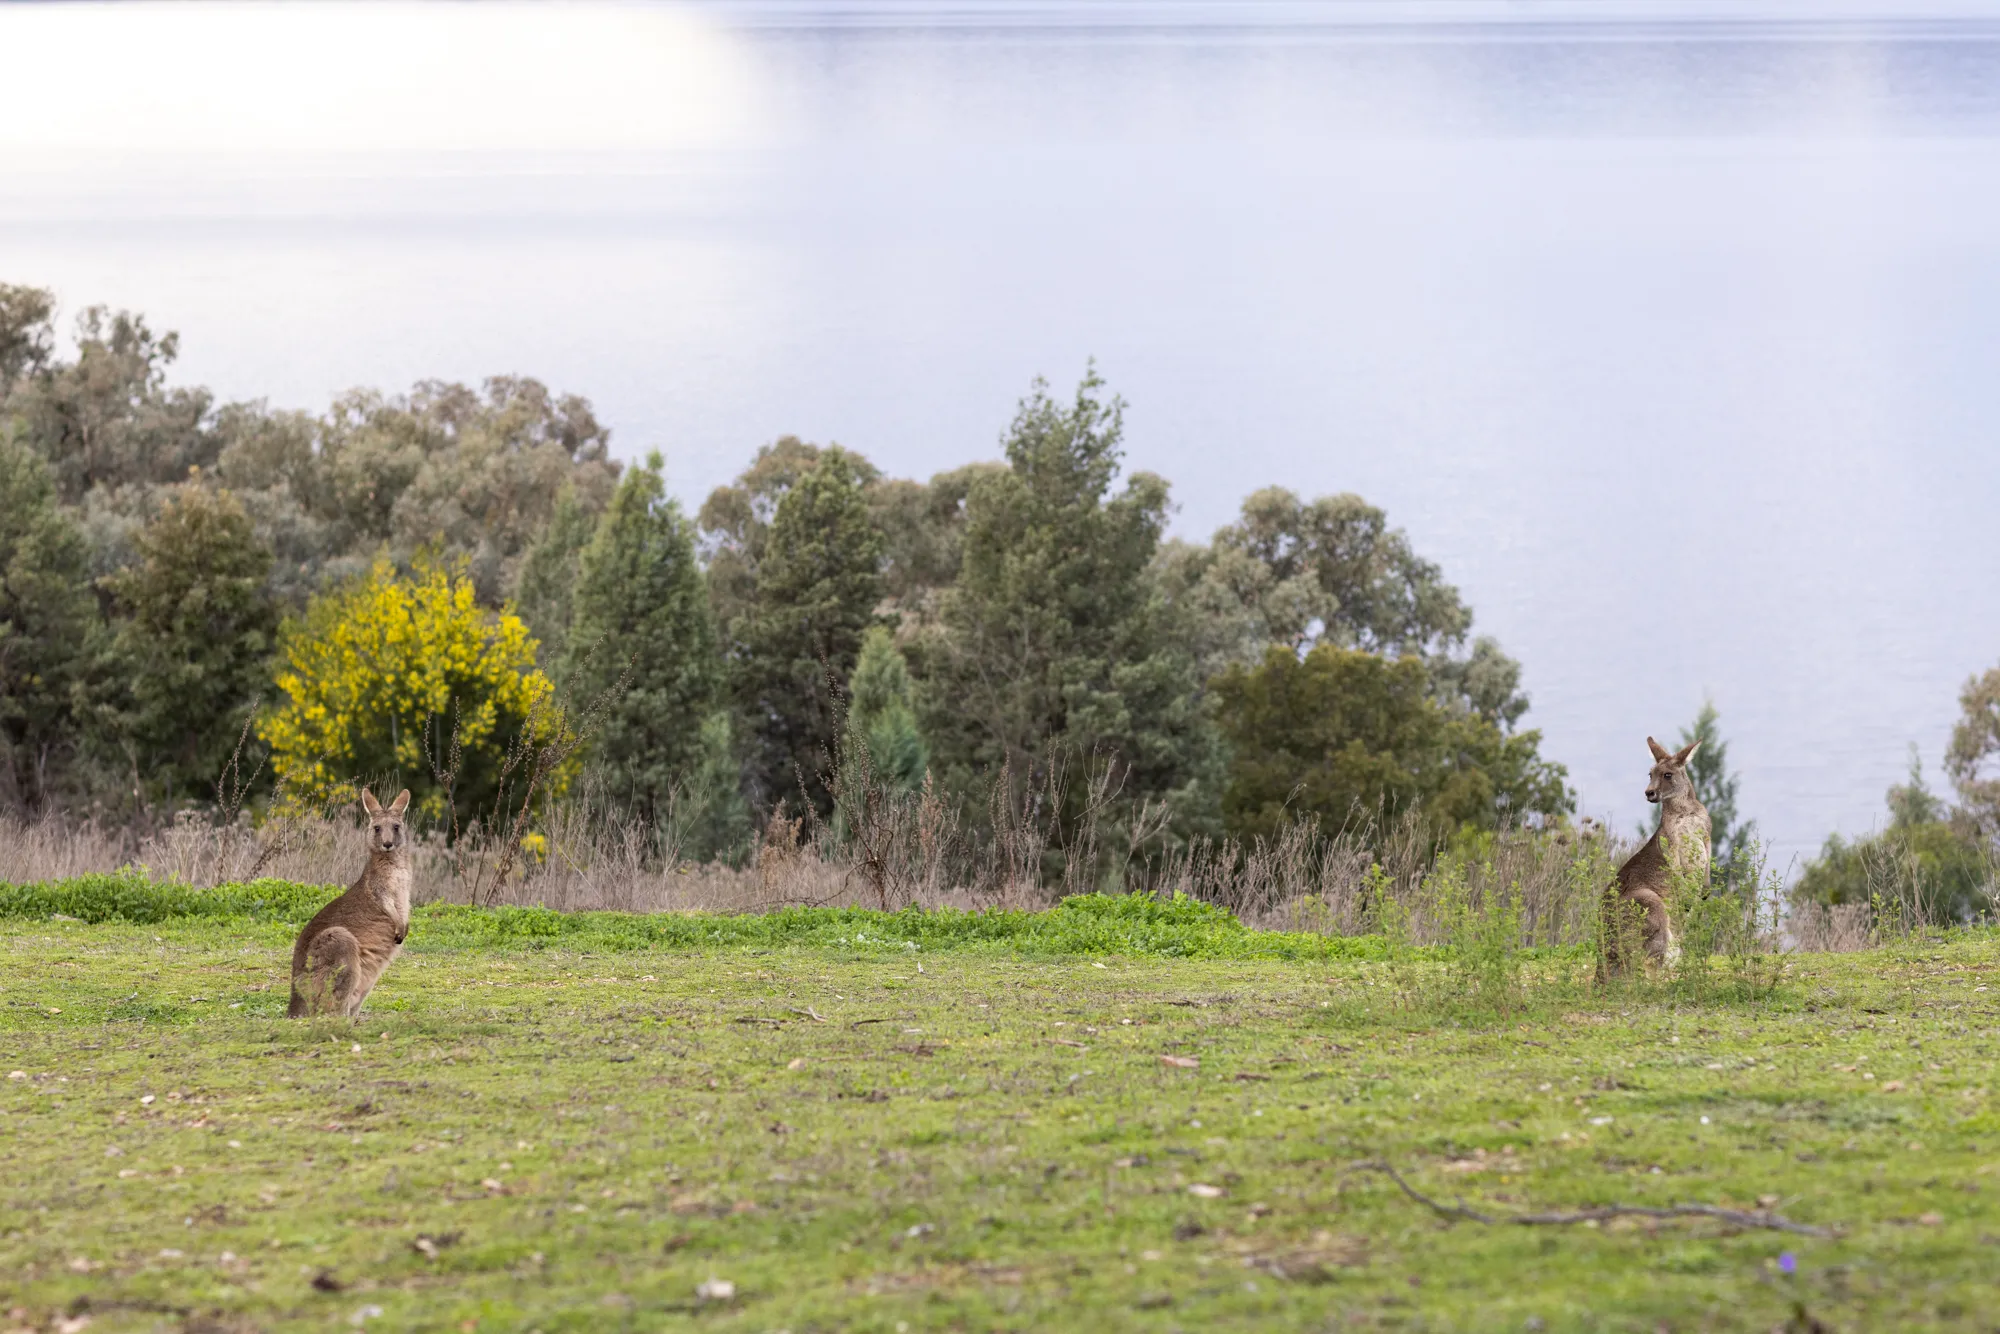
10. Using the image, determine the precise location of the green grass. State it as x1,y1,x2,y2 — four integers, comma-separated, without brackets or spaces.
0,874,1386,961
1,890,1997,1332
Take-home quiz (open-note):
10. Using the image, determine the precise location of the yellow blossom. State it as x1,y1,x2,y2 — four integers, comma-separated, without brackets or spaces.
260,558,573,828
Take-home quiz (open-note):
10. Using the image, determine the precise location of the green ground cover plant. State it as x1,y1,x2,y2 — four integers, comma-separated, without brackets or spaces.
1,895,1997,1332
0,878,1384,962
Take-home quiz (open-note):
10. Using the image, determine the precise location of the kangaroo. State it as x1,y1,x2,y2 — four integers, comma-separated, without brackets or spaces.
289,788,413,1018
1601,737,1710,975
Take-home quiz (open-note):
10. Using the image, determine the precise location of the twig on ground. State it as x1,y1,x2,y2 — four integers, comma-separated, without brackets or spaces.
1349,1160,1836,1238
731,1017,784,1028
789,1006,827,1023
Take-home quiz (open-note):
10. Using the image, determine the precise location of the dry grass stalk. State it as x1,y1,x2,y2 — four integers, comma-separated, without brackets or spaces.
0,800,1905,953
0,813,132,884
0,719,1906,957
1787,902,1873,954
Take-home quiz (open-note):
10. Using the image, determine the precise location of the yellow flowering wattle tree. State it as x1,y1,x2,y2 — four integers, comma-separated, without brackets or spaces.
260,559,572,829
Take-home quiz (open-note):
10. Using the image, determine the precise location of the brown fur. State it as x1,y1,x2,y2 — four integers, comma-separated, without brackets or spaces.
288,788,414,1018
1601,736,1710,976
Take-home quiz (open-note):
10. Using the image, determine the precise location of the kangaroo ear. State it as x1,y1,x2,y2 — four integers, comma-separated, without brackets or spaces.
1647,736,1671,762
389,789,411,816
1673,739,1701,767
360,787,382,817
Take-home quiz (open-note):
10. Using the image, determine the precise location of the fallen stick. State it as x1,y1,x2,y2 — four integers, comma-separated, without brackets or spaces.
789,1007,828,1023
1349,1160,1836,1238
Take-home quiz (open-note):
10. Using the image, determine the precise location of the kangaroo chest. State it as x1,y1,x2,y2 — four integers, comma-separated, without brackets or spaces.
1657,808,1711,874
349,868,411,984
373,863,413,936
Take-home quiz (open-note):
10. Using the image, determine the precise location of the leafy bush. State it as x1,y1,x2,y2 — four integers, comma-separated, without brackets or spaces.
1795,821,1994,927
259,558,568,823
1213,644,1571,841
1794,751,1996,928
99,484,279,808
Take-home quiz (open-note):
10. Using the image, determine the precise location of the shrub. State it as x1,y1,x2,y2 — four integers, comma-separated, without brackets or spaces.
1212,644,1571,842
260,558,569,826
100,484,279,807
1795,821,1995,928
1794,749,1996,929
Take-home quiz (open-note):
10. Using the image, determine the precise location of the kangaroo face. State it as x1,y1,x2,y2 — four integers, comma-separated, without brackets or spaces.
360,787,413,853
1644,760,1686,805
370,812,406,853
1643,736,1701,805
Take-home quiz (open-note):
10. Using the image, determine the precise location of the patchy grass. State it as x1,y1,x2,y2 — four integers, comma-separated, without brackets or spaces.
1,912,1996,1333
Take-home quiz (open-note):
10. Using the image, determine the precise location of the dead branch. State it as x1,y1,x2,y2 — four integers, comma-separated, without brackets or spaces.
1348,1159,1836,1238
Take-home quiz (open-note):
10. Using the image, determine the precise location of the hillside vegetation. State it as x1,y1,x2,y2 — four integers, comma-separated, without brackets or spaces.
5,278,1995,936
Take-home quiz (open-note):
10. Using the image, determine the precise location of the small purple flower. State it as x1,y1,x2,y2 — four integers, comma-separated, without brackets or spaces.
1777,1252,1797,1276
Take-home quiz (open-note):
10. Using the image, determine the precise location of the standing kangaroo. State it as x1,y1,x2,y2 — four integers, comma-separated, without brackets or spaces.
1601,737,1710,974
289,788,413,1018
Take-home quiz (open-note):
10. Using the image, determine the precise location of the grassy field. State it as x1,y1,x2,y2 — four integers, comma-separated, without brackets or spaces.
2,892,1997,1333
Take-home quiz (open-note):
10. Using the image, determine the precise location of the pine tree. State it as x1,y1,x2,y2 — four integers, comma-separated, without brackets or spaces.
0,430,98,812
562,453,732,845
733,450,884,815
514,482,595,668
100,485,279,807
680,710,753,865
845,626,927,791
919,369,1222,856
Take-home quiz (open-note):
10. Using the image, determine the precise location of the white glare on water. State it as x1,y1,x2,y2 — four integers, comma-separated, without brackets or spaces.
0,2,760,158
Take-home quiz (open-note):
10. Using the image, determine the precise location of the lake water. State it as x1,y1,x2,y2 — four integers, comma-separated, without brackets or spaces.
4,1,1999,866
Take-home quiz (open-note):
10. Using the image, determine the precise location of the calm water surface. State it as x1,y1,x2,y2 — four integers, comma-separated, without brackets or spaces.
4,1,1999,863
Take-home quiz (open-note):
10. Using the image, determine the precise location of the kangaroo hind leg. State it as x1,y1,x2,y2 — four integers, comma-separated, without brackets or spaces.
297,927,362,1017
1628,887,1676,968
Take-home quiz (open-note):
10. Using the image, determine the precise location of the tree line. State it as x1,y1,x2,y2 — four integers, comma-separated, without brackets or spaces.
1794,686,2000,923
0,282,1573,870
3,280,1992,908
